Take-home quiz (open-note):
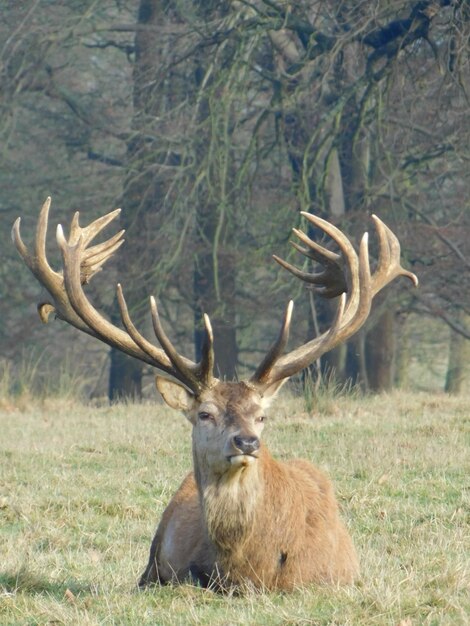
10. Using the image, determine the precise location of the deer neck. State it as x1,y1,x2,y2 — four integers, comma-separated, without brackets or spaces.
194,446,267,553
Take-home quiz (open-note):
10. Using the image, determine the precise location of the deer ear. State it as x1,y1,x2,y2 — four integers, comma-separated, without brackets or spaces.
155,376,195,411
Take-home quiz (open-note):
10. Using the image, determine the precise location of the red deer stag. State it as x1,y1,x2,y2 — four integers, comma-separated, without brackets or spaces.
13,198,417,591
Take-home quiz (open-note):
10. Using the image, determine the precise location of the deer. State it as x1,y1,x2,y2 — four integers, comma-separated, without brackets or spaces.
12,198,418,591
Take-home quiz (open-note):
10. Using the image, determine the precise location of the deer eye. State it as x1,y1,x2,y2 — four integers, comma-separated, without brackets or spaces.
198,411,214,422
256,415,266,423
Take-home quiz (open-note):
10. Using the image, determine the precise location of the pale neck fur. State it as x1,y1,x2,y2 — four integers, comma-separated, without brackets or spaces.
195,447,266,553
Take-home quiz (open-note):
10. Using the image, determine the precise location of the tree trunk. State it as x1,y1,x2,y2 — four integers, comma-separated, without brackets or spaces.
365,307,396,391
445,313,470,393
192,29,238,380
109,351,144,400
394,313,410,389
108,0,164,399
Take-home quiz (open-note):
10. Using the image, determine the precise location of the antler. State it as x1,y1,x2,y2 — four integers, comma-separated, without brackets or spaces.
12,197,215,394
251,212,418,387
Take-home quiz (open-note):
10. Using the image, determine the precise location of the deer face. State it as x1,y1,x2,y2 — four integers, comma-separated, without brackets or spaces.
156,378,267,479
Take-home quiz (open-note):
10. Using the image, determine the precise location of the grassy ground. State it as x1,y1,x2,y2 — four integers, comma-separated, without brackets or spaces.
0,391,468,625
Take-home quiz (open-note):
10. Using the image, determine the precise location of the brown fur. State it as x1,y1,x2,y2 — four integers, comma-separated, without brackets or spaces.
139,381,359,591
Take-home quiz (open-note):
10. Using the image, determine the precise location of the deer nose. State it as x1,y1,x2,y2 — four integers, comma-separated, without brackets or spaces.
233,435,260,455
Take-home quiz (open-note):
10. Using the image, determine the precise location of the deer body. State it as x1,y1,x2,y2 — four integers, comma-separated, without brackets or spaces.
13,199,417,592
139,380,359,590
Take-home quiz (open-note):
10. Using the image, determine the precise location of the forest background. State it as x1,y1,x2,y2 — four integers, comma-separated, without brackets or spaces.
1,0,469,401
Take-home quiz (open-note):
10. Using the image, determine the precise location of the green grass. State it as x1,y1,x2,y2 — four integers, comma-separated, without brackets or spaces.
0,392,469,625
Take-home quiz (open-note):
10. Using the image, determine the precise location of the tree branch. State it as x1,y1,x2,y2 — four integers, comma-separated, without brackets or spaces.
87,150,123,167
404,202,470,270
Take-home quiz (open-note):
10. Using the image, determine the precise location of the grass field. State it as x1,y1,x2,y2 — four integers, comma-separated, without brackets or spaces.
0,391,468,625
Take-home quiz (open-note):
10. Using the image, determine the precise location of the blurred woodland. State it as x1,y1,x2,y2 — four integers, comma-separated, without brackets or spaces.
1,0,469,400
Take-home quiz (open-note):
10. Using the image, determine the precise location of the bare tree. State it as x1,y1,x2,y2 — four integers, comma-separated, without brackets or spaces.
2,0,469,395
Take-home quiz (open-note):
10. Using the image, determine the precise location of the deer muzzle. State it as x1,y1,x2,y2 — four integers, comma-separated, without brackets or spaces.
228,434,260,466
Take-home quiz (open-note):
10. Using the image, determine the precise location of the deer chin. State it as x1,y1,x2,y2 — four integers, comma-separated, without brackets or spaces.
228,454,257,468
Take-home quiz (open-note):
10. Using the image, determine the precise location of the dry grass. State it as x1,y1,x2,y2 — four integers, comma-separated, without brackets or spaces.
0,391,469,625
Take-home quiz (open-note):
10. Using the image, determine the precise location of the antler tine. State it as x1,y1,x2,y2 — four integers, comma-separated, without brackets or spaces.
12,197,60,286
286,240,347,298
371,215,419,292
79,230,125,285
150,296,213,395
200,314,215,387
291,228,346,298
119,284,217,392
12,197,92,330
300,212,357,265
11,217,29,261
273,215,352,299
69,208,122,247
34,196,53,271
116,285,174,376
57,211,124,289
82,229,125,282
67,209,125,284
291,228,342,265
251,300,293,385
342,231,373,332
272,254,316,284
270,293,349,382
273,252,345,298
149,296,187,374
